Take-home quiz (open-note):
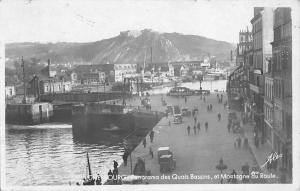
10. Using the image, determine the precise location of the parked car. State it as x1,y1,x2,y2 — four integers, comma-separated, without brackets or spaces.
159,155,176,173
157,147,173,162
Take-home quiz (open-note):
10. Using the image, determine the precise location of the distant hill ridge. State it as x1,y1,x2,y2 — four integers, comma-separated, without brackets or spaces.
5,29,235,67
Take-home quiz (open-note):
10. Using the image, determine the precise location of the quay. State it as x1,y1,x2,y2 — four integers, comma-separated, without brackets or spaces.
115,93,264,184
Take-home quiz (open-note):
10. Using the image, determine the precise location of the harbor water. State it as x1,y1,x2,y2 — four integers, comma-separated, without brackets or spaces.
5,80,227,186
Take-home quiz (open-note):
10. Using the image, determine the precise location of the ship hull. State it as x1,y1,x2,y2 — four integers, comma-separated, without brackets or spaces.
72,103,163,146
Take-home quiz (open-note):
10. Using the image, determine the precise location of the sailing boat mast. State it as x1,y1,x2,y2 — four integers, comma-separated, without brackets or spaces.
86,152,92,178
142,49,147,78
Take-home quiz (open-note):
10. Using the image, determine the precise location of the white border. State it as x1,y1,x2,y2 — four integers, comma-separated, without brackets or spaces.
1,0,300,191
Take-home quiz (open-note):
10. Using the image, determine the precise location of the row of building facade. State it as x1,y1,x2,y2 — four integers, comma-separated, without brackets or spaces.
6,58,217,98
227,7,292,181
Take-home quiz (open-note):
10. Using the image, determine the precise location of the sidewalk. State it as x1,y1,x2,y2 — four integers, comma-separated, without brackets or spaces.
241,121,281,183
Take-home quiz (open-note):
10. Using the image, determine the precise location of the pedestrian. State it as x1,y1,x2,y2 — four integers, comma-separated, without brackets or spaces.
193,125,197,135
122,151,128,166
243,137,248,148
96,174,102,185
217,94,219,100
205,122,208,132
149,147,154,158
113,160,119,169
197,122,201,133
237,137,241,148
254,136,259,148
229,169,237,183
187,125,191,135
194,117,197,124
143,138,146,148
234,140,237,148
149,130,154,143
218,113,221,121
227,123,231,133
108,170,113,181
210,104,213,111
112,168,118,183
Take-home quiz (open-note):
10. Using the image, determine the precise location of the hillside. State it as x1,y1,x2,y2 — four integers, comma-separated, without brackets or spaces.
5,29,235,68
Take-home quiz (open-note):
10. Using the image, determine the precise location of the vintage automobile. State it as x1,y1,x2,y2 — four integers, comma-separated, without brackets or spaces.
157,147,173,162
173,114,182,124
159,155,176,173
181,107,191,117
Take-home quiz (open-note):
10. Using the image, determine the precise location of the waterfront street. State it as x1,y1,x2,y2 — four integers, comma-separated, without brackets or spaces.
118,93,268,184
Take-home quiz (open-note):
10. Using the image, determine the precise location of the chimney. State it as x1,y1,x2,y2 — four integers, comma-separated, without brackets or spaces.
47,59,51,77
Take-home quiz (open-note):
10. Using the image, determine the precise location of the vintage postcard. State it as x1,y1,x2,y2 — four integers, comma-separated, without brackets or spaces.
1,0,299,190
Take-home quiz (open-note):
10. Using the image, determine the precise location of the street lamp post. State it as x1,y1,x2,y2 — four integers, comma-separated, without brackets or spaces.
199,74,203,99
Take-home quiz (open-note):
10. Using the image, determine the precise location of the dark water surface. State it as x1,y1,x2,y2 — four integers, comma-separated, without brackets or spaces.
5,124,124,186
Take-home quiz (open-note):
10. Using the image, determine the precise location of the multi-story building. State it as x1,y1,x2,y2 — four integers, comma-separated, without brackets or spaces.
113,64,137,82
82,72,106,85
243,33,254,121
249,7,274,144
227,27,252,111
28,59,72,97
236,28,252,66
271,7,292,180
74,63,137,83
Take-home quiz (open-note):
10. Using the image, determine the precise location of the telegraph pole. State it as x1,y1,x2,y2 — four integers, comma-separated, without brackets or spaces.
21,57,26,104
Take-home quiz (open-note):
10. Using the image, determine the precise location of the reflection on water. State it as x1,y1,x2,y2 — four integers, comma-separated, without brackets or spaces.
5,80,227,186
6,127,124,186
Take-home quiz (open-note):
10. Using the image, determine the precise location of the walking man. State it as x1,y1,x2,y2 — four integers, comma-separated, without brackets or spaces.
187,125,191,135
122,150,129,166
193,125,197,135
149,147,154,158
143,138,146,148
205,122,208,132
197,122,201,133
227,123,231,133
218,113,221,121
149,130,154,143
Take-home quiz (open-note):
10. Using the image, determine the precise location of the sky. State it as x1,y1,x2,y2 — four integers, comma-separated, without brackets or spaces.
0,0,290,44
